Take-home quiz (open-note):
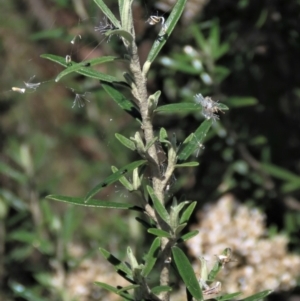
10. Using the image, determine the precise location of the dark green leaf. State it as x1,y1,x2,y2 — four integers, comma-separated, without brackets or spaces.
85,160,146,202
172,246,203,300
55,56,118,82
143,0,187,74
240,290,273,301
148,228,172,238
41,54,122,83
175,162,199,167
177,119,212,161
262,163,300,181
159,127,168,141
180,202,197,224
99,248,133,279
93,0,121,29
155,103,200,114
105,29,133,44
151,286,172,294
102,82,141,121
207,260,222,282
178,230,199,242
147,185,170,223
142,237,160,277
281,180,300,193
0,161,27,184
216,292,241,301
226,97,258,108
94,282,134,301
111,166,134,191
47,195,142,211
115,133,136,151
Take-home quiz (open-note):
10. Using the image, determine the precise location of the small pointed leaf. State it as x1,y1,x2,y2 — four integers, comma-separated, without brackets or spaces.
147,186,170,223
142,237,160,277
111,166,133,191
178,230,199,242
180,202,197,224
99,248,133,279
172,246,203,301
177,119,212,161
115,133,136,151
85,160,146,202
175,162,199,167
155,103,200,114
148,228,172,238
102,82,141,121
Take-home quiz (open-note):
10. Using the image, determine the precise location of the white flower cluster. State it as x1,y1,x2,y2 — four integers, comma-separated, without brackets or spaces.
186,194,300,297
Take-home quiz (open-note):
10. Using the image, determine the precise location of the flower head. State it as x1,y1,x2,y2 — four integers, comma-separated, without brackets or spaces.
194,94,224,121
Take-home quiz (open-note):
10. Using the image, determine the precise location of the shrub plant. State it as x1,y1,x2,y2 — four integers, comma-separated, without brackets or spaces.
39,1,273,300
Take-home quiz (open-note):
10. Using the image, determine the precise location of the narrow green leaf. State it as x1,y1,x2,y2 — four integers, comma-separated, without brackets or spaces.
120,0,133,35
117,284,140,293
262,163,300,181
240,290,273,301
94,282,134,301
281,180,300,193
0,161,27,184
55,56,118,82
207,260,222,282
180,202,197,224
175,162,199,167
85,160,146,202
102,82,141,121
192,24,207,51
105,29,133,43
143,0,187,74
151,286,172,294
99,248,133,278
148,228,172,238
178,230,199,242
177,119,212,161
93,0,121,29
226,97,258,108
147,185,170,223
111,166,133,191
142,237,160,277
47,195,141,211
73,66,119,82
172,246,203,301
175,223,187,235
216,292,241,301
155,103,200,114
41,54,122,83
115,133,136,151
159,127,168,141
